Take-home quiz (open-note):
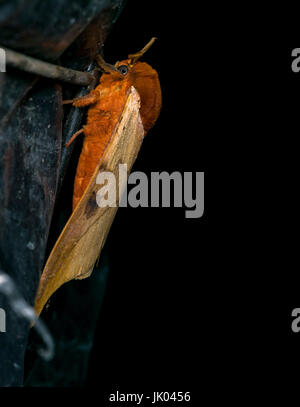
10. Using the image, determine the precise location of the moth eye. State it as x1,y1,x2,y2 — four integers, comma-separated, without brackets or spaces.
118,65,129,75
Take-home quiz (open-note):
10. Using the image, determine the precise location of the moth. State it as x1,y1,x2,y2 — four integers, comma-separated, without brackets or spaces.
66,37,162,210
34,39,162,316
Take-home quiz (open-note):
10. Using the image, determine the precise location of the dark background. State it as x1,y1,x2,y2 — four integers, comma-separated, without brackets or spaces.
0,0,215,394
84,0,211,389
63,2,300,399
281,43,299,387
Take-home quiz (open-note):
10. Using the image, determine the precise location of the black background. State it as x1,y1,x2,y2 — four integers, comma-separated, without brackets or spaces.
281,42,300,387
84,0,211,390
59,2,300,400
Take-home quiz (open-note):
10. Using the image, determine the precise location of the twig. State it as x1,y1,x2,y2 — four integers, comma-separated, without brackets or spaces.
1,46,95,86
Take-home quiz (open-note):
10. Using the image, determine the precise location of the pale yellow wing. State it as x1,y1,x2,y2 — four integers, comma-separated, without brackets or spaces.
35,87,144,317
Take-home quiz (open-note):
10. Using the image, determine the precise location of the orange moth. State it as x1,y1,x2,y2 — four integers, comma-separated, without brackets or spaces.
66,37,162,210
34,39,162,316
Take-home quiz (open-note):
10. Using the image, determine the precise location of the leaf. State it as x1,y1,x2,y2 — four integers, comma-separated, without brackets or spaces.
34,86,144,317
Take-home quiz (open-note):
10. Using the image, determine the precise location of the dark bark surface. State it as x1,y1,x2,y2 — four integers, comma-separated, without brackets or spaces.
0,0,126,386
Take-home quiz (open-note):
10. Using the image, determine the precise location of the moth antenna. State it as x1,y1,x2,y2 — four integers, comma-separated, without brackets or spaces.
128,37,157,65
95,54,122,76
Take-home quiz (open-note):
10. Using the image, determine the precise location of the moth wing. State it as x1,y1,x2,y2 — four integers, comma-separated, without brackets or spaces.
35,87,144,317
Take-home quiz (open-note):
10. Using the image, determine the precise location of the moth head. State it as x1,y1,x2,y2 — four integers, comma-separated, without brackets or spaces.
117,38,161,132
96,37,157,78
96,38,161,132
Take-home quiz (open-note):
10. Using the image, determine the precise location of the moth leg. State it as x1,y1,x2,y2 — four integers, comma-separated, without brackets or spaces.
65,128,84,147
63,89,100,107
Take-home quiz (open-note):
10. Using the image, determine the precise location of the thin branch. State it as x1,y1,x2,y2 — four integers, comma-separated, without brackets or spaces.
1,46,95,86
